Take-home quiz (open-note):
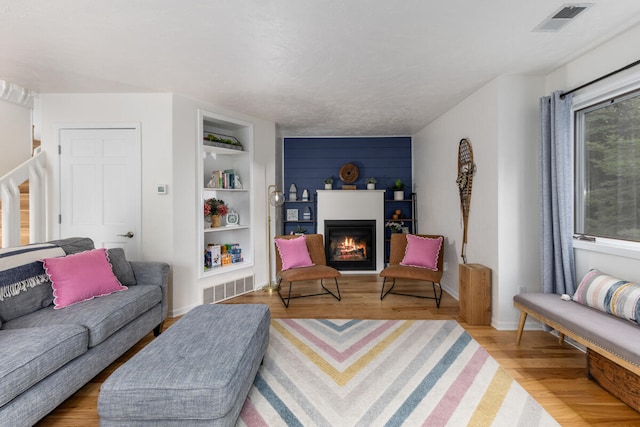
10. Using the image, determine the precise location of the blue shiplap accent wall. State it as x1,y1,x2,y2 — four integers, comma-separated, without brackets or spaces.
284,137,412,193
283,137,412,234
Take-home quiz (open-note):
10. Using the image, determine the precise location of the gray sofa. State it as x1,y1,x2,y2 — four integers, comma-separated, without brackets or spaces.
0,237,170,427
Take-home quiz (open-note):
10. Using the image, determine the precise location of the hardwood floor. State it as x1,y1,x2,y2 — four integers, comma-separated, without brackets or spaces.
38,275,640,426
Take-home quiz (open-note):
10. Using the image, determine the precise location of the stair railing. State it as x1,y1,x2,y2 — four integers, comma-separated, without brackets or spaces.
0,147,46,247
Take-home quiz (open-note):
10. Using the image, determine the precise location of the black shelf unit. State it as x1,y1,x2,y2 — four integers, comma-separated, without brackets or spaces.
282,195,317,235
384,192,417,263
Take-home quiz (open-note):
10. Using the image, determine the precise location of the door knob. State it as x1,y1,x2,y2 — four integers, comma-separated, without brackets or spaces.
118,231,134,238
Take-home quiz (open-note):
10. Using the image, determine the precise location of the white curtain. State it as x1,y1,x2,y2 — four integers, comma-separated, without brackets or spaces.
540,91,576,294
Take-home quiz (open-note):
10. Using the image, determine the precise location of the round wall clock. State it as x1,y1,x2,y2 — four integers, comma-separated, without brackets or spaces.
339,163,359,183
226,210,239,226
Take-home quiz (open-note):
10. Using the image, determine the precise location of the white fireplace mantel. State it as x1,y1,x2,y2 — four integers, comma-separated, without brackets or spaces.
317,190,385,273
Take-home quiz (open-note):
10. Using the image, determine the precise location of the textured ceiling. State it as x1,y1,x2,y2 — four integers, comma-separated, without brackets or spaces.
1,1,640,136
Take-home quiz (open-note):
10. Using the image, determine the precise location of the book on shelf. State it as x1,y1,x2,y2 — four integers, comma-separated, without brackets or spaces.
207,169,238,189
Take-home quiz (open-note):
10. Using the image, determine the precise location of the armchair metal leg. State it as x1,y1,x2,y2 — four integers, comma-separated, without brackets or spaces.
277,278,292,308
380,278,442,308
321,278,341,301
277,278,342,308
380,277,396,300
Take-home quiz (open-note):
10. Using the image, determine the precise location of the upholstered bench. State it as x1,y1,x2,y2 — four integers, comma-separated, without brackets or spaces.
514,292,640,411
98,303,270,426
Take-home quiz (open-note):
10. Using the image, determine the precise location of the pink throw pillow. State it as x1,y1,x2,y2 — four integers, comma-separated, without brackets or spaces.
43,248,127,309
274,235,314,271
400,235,443,270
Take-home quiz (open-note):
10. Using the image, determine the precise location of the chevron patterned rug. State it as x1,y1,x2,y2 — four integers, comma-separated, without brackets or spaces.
237,319,559,427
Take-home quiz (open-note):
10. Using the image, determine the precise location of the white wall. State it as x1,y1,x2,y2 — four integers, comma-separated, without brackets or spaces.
39,93,276,316
39,93,174,263
0,100,32,176
413,75,543,329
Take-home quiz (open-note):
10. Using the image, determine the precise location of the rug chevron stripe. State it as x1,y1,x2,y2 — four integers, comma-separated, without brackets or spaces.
237,319,559,427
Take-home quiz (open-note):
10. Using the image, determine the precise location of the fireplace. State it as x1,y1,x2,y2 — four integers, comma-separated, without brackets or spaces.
324,220,376,271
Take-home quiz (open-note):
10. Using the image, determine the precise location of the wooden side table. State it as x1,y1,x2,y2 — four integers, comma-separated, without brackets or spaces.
459,263,491,325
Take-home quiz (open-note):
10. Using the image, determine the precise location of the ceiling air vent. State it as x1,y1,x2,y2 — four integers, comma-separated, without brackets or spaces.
533,3,593,32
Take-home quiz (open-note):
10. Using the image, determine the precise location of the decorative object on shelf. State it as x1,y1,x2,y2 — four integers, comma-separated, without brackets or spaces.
302,189,309,201
392,209,402,220
456,138,476,264
267,184,285,289
392,179,405,200
234,175,243,189
339,163,359,184
366,177,377,190
293,225,307,235
287,209,299,221
226,210,239,226
385,221,404,233
206,171,218,188
341,185,356,190
401,227,410,234
302,206,311,220
203,132,243,151
289,183,297,201
323,177,333,190
204,198,228,227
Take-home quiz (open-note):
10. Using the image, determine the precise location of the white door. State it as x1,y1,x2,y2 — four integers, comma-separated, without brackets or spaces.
59,127,141,260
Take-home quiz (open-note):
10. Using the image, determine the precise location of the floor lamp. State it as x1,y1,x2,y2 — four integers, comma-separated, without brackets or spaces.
267,184,284,290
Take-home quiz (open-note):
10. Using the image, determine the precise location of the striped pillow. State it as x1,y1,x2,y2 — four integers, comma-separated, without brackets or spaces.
573,269,640,324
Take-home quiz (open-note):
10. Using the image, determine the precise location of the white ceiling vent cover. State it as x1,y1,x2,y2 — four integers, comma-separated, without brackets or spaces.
533,3,593,32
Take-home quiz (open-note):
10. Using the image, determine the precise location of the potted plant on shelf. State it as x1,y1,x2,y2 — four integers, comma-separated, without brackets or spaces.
204,198,228,227
385,221,404,233
366,177,377,190
293,225,307,235
324,177,333,190
392,179,405,200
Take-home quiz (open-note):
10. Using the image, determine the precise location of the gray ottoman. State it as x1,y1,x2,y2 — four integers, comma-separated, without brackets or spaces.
98,304,270,426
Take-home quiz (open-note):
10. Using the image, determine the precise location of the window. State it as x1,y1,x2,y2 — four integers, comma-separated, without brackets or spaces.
575,90,640,241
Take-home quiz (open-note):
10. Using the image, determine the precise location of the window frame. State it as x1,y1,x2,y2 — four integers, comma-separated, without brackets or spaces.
571,68,640,258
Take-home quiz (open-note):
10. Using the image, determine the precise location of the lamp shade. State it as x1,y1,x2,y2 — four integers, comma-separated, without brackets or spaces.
270,190,285,207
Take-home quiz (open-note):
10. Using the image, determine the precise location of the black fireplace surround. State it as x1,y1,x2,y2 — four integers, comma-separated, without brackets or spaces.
324,220,376,271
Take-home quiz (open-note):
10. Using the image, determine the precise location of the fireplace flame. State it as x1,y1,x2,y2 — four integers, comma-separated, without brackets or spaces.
334,236,367,260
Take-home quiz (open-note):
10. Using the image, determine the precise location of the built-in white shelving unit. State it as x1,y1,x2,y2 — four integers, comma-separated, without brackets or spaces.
197,110,254,278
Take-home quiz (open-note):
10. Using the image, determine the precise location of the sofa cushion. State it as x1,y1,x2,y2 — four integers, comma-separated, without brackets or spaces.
0,324,88,407
43,248,128,309
47,237,96,255
0,243,66,322
107,248,137,286
3,285,161,348
573,269,640,324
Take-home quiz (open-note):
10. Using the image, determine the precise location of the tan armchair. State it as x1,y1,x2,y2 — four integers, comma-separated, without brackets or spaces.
274,234,342,308
379,233,445,307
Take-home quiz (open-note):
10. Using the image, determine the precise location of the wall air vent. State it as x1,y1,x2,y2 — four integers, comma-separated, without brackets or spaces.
202,274,254,304
533,3,593,32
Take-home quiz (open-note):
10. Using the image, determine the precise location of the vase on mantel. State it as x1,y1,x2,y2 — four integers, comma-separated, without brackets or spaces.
210,214,221,228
